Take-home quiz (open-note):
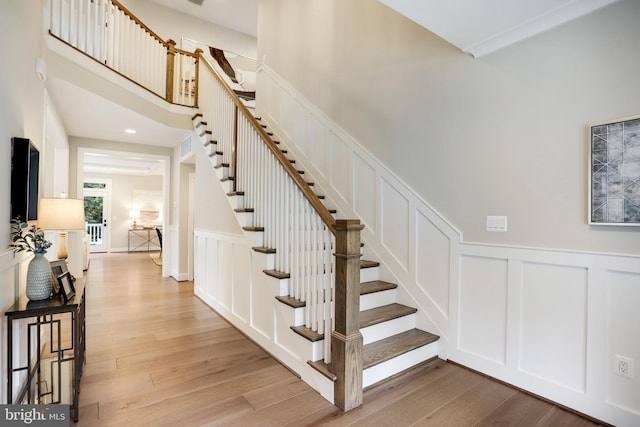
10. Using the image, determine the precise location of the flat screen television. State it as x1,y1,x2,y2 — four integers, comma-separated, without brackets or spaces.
11,137,40,221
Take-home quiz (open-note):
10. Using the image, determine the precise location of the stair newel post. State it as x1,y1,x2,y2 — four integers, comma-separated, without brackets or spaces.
165,39,176,103
193,48,202,108
232,105,239,192
332,219,364,411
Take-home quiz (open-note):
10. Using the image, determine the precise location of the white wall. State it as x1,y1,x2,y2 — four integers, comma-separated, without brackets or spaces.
121,0,257,59
84,172,163,251
0,0,60,403
257,0,640,255
255,0,640,424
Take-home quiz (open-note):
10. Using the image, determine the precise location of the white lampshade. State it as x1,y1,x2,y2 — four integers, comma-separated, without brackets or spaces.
38,198,86,230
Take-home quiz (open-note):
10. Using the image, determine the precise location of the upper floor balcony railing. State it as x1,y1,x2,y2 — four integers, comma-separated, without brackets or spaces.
48,0,200,107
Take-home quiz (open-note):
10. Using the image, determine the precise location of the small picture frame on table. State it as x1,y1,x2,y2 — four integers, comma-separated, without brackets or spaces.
57,271,76,303
50,260,69,296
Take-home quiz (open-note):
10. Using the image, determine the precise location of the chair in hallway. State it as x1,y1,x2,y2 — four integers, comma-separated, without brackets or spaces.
155,227,163,257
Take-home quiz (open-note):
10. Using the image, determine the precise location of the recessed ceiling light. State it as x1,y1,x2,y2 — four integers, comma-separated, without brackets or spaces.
125,129,136,134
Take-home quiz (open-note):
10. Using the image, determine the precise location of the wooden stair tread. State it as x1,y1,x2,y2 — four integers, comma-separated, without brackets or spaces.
363,329,439,370
276,295,305,308
243,226,264,232
264,269,290,279
307,360,337,381
360,260,380,269
359,303,416,329
253,246,276,254
360,280,397,295
235,207,254,213
291,325,323,342
227,191,244,196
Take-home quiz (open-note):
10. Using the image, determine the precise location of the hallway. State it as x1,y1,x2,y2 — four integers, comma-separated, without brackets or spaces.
76,253,602,426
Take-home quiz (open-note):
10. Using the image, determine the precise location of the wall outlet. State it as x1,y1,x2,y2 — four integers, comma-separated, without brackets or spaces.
614,354,634,379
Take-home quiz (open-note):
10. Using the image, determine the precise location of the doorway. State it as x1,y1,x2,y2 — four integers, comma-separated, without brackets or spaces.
84,180,111,253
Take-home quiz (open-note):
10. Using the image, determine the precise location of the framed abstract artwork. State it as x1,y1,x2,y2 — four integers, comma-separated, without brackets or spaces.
589,115,640,225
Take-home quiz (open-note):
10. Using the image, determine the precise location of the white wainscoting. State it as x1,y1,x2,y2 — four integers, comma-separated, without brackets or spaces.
0,250,30,405
254,64,640,425
453,245,640,426
193,229,335,403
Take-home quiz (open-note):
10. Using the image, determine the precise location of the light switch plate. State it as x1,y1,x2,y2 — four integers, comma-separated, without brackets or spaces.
487,216,508,232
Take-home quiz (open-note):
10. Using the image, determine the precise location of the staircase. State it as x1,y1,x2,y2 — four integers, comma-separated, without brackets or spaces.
46,0,441,405
192,111,440,397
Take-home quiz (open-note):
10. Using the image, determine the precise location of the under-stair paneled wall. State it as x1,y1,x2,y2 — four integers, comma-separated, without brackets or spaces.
255,66,640,426
258,65,460,355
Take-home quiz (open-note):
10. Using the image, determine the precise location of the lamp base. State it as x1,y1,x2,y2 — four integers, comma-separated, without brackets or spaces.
57,231,69,260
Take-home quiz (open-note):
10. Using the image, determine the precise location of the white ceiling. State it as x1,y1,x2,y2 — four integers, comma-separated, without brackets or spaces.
378,0,620,57
47,77,192,176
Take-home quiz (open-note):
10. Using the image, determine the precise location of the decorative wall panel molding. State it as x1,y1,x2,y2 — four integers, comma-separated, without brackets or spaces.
252,65,640,425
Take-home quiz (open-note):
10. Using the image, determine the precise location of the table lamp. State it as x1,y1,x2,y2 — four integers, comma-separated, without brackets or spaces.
130,210,140,229
38,198,86,260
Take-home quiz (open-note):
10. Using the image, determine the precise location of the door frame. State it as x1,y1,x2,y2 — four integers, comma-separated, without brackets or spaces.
83,179,111,253
76,147,170,263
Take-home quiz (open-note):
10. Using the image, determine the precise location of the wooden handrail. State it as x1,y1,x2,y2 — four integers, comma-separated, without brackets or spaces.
110,0,167,47
200,54,338,234
110,0,199,60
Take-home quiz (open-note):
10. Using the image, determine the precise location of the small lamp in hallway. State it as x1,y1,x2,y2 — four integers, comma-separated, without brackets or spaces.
38,197,86,260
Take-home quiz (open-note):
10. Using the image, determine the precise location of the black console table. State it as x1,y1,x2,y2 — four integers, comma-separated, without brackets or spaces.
5,279,86,422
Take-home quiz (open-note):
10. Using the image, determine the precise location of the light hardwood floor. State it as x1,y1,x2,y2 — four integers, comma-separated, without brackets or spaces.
76,253,604,426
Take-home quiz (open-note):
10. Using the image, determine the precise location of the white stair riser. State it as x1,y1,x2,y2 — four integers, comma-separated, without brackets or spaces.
221,180,234,194
234,211,253,227
275,303,324,361
360,313,416,345
360,266,379,283
360,289,396,311
243,230,264,247
214,166,229,180
363,341,438,388
227,195,244,209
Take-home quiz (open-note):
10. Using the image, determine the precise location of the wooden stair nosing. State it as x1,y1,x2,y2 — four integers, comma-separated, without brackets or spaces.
227,191,244,196
360,260,380,269
291,325,323,342
308,360,337,382
264,269,290,279
214,162,230,169
191,112,203,120
360,280,398,295
204,139,217,146
220,176,235,182
235,207,254,213
363,328,439,370
359,303,417,329
252,246,276,254
243,226,264,232
276,295,305,308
